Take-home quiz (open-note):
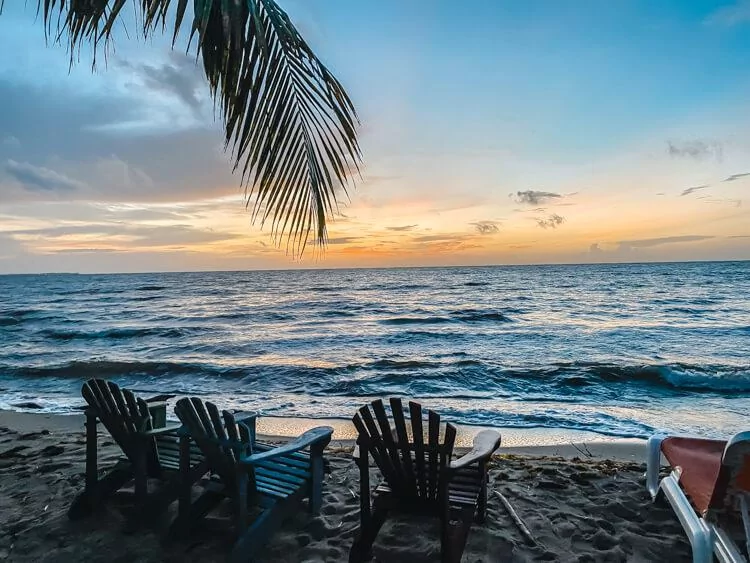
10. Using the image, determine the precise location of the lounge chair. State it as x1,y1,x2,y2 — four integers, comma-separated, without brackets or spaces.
349,398,502,563
646,431,750,563
69,378,208,526
172,397,333,562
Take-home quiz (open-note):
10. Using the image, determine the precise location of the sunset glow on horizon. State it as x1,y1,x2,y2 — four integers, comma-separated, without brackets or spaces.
1,1,749,273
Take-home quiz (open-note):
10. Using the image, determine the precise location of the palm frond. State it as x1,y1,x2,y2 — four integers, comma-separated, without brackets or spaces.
2,0,361,255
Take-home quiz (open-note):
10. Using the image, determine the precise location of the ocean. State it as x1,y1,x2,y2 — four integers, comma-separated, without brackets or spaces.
0,261,748,439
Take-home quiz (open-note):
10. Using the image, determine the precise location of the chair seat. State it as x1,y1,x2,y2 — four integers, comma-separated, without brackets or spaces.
372,466,483,510
662,437,726,515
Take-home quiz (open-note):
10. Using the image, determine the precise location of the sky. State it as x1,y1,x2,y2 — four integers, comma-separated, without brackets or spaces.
0,0,749,273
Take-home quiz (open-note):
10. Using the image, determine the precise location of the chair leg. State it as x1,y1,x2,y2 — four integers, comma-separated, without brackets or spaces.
646,434,666,500
350,497,389,563
133,444,148,508
169,489,224,539
234,471,250,535
660,470,712,563
442,505,474,563
309,445,325,514
69,464,132,520
476,466,488,524
229,499,287,563
178,435,193,525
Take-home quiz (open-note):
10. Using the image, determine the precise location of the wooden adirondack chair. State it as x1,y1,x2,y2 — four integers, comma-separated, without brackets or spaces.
173,397,334,562
350,398,502,563
69,378,208,526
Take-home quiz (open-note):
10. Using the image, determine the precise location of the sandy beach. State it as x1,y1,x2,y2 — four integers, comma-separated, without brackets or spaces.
0,410,695,562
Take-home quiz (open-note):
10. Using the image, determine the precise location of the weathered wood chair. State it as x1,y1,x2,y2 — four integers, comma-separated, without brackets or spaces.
69,378,208,526
173,397,334,562
350,398,502,563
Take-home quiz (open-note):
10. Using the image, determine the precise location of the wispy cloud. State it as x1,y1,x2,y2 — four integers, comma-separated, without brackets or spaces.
513,190,561,205
413,234,468,243
666,140,722,160
701,198,742,207
10,223,242,249
681,185,709,196
535,213,565,229
5,160,84,193
117,53,206,116
385,225,417,232
618,235,714,249
705,0,750,26
2,136,20,148
471,220,500,235
723,172,750,182
327,237,361,245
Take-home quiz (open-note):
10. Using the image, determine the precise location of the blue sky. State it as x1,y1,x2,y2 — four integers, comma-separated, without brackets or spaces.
0,0,748,272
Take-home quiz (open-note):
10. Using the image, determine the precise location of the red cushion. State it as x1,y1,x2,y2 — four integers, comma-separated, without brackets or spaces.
661,437,726,515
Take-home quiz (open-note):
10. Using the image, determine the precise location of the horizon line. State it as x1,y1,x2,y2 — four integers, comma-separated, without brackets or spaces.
1,258,748,277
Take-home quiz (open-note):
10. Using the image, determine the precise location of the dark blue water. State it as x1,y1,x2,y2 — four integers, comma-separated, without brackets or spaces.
0,262,748,438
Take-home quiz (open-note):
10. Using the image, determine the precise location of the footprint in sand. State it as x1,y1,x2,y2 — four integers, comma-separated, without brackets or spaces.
40,445,65,457
18,430,51,441
0,445,29,459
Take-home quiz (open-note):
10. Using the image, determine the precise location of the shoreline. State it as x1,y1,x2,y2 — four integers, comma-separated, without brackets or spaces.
0,409,648,462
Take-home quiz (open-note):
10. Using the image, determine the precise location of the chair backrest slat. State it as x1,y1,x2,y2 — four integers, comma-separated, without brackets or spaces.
192,398,217,440
123,389,142,430
390,398,415,490
352,399,456,505
94,379,119,421
108,383,135,434
81,378,154,464
409,401,427,499
372,400,404,485
358,405,398,485
352,412,382,469
176,398,232,483
427,410,441,502
236,414,252,445
207,402,236,465
441,423,457,501
175,397,252,487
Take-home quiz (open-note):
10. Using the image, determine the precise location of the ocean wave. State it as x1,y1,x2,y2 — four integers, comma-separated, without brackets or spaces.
382,308,513,325
310,286,339,293
3,360,209,379
551,362,750,393
38,327,200,341
663,306,709,315
382,316,452,325
136,285,168,292
5,357,747,395
434,407,655,438
0,309,54,326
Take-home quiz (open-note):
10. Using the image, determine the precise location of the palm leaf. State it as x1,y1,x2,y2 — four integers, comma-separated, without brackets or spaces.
0,0,361,255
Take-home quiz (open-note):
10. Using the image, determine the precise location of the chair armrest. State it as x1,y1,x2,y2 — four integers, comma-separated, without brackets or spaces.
726,431,750,449
145,394,176,403
449,430,501,471
142,423,183,437
240,426,333,466
233,411,259,424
